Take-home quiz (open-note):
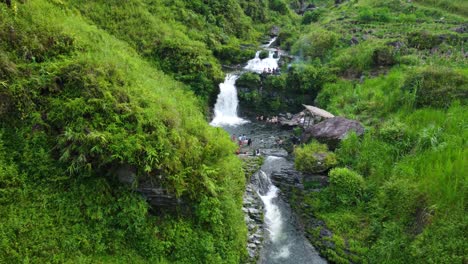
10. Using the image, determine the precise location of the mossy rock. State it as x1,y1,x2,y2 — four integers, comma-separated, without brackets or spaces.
294,141,337,174
259,50,269,59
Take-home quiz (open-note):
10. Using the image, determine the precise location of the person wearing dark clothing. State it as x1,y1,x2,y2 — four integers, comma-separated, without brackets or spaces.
247,138,252,146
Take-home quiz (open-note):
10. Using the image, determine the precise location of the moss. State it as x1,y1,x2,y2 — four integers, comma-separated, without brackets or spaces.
294,141,337,174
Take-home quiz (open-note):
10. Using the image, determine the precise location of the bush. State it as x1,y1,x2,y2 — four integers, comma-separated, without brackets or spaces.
295,141,337,174
236,72,261,89
407,31,442,50
358,7,391,22
372,46,396,67
286,63,334,93
378,119,416,155
330,41,378,76
302,9,324,24
263,74,286,91
292,28,338,60
403,67,468,108
259,50,269,59
269,0,289,15
328,168,364,206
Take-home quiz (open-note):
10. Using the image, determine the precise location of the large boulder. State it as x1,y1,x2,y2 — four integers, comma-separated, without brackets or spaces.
302,117,364,149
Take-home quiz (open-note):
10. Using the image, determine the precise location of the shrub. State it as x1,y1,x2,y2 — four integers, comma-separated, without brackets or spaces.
328,168,364,206
330,41,378,76
358,7,391,22
403,67,468,108
302,9,324,24
236,72,261,89
286,63,334,94
407,31,442,50
372,46,396,67
295,141,337,174
263,74,286,91
259,50,269,59
378,119,416,155
292,28,338,60
269,0,289,15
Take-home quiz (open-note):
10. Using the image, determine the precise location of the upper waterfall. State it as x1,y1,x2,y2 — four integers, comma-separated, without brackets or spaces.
210,74,248,127
244,50,280,74
210,37,279,127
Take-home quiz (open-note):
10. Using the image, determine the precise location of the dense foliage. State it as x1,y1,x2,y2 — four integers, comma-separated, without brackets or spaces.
287,0,467,263
0,0,294,262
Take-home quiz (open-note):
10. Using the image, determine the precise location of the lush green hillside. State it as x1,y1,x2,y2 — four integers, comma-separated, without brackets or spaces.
0,0,293,263
287,0,467,263
1,0,466,263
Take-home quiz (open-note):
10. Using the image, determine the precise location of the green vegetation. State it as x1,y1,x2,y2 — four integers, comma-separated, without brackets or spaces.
286,0,467,263
0,0,297,262
1,0,466,262
294,141,337,173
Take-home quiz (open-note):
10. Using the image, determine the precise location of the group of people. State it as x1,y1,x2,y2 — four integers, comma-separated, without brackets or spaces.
261,67,280,75
256,115,279,124
231,134,252,147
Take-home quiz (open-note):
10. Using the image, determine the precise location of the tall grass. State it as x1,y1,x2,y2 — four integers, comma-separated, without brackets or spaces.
414,0,468,17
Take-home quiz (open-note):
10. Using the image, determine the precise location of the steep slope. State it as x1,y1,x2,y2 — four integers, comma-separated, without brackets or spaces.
280,0,467,263
0,1,275,262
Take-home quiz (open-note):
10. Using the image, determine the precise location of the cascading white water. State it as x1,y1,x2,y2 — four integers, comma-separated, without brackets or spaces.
211,37,279,127
260,181,283,243
210,74,248,127
244,50,280,73
253,156,327,264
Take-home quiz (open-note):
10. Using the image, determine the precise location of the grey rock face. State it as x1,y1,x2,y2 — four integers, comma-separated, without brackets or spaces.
302,117,364,149
270,26,280,37
243,183,265,263
116,165,183,213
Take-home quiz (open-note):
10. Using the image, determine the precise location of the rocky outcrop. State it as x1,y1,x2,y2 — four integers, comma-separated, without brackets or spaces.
267,165,337,258
243,184,264,263
296,3,316,15
302,117,365,149
278,111,322,128
270,26,280,37
116,165,183,213
241,156,265,263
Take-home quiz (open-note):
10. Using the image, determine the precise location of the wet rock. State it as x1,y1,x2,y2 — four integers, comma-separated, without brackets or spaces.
243,180,265,263
270,26,280,37
302,117,364,149
303,174,329,190
261,148,289,157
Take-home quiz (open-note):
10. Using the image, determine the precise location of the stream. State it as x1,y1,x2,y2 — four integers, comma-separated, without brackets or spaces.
210,39,327,264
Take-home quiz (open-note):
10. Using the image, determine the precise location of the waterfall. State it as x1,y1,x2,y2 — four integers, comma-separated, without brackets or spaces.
244,50,280,74
210,37,280,127
251,156,327,264
210,74,248,127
